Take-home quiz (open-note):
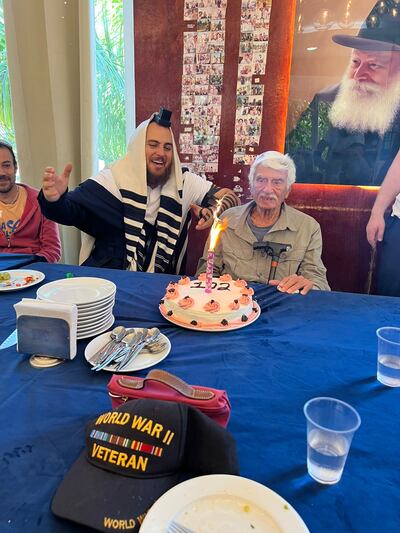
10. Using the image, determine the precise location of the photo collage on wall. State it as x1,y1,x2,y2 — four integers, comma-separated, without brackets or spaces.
233,0,272,165
180,0,228,178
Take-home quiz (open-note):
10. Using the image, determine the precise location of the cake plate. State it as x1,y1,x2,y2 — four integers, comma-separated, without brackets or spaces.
159,301,261,332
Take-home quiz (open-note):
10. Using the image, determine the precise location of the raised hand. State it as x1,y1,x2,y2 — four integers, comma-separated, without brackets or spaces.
42,163,73,202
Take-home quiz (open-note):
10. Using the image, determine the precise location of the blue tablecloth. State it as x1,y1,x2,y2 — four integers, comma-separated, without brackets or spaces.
0,253,38,270
0,262,399,533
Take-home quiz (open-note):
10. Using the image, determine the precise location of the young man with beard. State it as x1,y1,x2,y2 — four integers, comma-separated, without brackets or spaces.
286,3,400,186
0,141,61,262
39,109,239,273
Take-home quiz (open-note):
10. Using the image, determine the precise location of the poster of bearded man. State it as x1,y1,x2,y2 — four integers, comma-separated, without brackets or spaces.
285,0,400,187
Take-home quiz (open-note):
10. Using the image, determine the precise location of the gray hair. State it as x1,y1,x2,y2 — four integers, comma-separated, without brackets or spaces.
248,151,296,188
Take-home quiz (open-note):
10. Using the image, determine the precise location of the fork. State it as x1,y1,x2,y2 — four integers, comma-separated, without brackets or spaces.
117,328,162,371
167,521,196,533
92,330,143,372
116,328,161,371
88,326,126,364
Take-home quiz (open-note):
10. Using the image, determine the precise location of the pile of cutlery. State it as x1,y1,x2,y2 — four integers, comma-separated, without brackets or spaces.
89,326,163,371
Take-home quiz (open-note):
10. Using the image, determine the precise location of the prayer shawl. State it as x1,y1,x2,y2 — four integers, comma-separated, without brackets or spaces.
110,115,186,273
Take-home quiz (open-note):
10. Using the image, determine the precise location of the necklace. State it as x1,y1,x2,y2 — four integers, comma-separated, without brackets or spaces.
0,186,20,206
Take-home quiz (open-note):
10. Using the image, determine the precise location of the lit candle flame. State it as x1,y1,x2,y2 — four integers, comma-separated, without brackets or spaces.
208,197,228,251
209,217,228,251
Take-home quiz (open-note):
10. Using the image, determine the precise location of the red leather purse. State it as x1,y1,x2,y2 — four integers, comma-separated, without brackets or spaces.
107,369,231,428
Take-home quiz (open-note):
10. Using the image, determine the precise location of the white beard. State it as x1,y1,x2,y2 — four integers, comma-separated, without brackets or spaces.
329,74,400,137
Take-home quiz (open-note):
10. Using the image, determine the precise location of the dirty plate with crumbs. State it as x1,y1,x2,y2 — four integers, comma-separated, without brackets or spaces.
0,270,45,292
140,474,309,533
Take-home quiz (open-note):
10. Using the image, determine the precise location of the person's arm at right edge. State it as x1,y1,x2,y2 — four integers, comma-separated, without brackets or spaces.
367,149,400,247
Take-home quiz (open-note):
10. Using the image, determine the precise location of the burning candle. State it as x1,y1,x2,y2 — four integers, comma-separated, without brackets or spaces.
205,217,227,294
205,250,214,294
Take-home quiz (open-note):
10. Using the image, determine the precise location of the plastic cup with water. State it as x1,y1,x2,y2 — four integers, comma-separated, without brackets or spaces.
376,327,400,387
304,397,361,484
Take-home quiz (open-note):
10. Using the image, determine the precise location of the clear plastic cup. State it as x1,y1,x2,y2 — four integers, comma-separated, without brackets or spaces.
304,397,361,484
376,327,400,387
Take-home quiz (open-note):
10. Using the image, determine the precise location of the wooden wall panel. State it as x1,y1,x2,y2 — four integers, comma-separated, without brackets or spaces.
133,1,184,141
261,0,296,154
133,0,296,190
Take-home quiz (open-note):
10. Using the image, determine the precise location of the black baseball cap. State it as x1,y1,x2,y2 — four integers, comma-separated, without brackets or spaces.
52,399,239,532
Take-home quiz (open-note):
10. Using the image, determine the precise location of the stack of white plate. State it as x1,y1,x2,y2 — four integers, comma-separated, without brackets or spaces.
36,277,116,340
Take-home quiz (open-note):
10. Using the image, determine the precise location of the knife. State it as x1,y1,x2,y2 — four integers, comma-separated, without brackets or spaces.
0,329,18,350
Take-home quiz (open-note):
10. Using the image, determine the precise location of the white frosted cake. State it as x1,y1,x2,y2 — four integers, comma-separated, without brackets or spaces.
159,274,258,329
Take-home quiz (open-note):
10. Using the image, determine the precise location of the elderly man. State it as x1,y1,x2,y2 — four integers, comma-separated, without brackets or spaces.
0,141,61,262
197,151,330,295
286,3,400,186
39,108,238,272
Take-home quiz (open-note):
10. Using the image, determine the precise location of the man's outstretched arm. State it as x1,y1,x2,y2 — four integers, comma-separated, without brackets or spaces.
191,186,240,230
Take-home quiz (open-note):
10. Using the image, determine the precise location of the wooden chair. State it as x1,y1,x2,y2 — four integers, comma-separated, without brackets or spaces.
286,184,378,293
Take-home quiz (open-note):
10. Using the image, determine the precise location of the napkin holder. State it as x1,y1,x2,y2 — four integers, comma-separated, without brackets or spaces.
13,299,78,360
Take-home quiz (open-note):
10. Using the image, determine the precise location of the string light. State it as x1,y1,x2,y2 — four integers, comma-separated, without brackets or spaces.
367,13,379,27
377,1,388,14
365,0,400,29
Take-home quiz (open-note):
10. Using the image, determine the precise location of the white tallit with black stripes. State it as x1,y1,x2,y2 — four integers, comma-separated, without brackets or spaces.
111,115,185,273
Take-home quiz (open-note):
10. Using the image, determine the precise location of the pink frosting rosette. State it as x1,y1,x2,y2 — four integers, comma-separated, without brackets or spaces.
165,286,179,300
203,299,220,313
178,296,195,309
239,295,251,305
240,287,254,296
178,276,190,285
220,274,232,282
234,279,247,288
229,299,240,310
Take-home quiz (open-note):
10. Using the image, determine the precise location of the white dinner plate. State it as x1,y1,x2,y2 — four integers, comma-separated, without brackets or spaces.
77,315,115,340
78,307,114,325
77,311,114,332
74,294,115,310
36,293,114,311
140,474,309,533
84,328,171,372
36,277,116,305
159,302,261,332
0,270,45,292
77,300,115,318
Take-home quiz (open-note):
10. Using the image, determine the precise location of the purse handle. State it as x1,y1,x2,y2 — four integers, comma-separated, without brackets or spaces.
117,369,215,400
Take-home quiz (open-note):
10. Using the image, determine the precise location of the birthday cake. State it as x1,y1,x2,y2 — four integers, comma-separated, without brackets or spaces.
159,274,259,329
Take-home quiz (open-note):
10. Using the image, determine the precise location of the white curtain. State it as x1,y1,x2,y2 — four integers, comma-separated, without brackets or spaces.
3,0,97,264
